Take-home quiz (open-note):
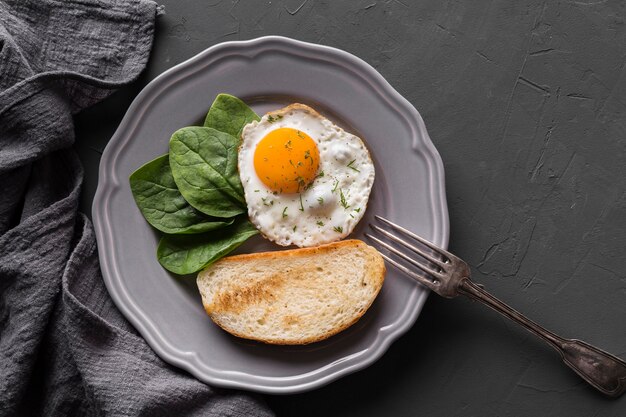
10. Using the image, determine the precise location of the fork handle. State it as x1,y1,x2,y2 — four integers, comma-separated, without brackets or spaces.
458,278,626,397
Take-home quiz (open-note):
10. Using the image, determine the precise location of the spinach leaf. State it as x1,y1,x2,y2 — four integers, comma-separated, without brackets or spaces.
129,154,234,234
157,217,259,274
204,93,260,138
169,126,246,218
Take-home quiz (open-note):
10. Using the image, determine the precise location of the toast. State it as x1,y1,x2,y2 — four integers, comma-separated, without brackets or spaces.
196,239,385,345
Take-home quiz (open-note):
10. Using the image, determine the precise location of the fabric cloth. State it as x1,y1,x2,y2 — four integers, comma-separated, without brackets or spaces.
0,1,274,415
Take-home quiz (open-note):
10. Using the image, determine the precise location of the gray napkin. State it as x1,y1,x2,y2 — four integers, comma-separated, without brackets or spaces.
0,1,274,415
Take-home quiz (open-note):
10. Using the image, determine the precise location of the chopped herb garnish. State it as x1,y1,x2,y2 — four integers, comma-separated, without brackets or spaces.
295,176,306,190
350,213,355,218
296,130,305,139
317,197,324,205
347,159,360,172
282,207,288,218
289,159,296,168
266,114,282,123
317,171,325,178
285,140,292,149
354,207,361,213
293,225,297,232
254,189,260,192
304,149,313,164
333,226,343,233
299,194,304,211
317,221,325,226
332,179,339,193
339,189,350,209
261,197,270,206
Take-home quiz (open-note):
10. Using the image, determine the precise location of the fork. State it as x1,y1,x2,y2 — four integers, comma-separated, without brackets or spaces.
366,215,626,397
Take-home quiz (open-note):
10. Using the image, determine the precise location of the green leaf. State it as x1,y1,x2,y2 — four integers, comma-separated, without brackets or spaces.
169,126,247,218
204,93,260,138
129,155,234,234
157,217,259,274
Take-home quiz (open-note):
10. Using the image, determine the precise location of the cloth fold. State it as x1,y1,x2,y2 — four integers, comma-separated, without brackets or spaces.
0,1,274,415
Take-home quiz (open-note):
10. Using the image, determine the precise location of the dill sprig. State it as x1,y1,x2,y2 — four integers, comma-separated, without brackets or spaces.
347,159,360,172
339,189,350,210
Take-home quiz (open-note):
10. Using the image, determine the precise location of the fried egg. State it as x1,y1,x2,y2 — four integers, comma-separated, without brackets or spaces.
238,104,375,247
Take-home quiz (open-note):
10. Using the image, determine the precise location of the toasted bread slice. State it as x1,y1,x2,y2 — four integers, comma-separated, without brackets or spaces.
197,239,385,345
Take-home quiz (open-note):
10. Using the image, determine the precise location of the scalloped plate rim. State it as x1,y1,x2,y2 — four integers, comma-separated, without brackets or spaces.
92,36,449,394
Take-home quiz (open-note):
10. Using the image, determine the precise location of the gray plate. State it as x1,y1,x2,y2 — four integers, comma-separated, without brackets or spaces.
92,36,449,394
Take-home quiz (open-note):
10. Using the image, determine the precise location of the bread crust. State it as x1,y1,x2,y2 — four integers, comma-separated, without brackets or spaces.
199,239,385,345
208,238,372,264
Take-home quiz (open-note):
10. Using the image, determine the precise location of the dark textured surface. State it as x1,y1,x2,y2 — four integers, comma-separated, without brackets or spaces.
75,0,626,415
1,1,271,415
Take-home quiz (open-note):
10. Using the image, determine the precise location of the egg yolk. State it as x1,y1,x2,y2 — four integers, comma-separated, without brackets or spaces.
253,127,320,194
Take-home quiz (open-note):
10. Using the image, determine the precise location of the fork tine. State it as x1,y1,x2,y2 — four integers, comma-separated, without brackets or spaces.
370,224,448,270
378,252,438,290
375,215,451,260
365,233,444,279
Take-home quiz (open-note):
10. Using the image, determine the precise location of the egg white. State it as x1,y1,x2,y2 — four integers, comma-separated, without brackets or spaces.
238,104,375,247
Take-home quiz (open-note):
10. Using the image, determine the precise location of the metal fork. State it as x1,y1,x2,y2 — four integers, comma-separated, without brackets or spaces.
366,215,626,397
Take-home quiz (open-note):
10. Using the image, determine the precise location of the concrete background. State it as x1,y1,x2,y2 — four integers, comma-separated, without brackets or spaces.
75,1,626,415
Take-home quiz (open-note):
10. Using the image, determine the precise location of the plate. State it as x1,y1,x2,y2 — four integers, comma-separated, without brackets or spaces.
92,36,449,394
